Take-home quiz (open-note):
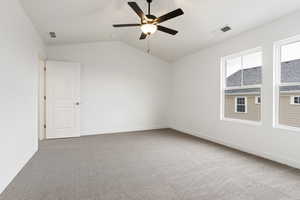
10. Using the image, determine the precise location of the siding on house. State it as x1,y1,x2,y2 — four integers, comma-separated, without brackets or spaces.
279,92,300,128
224,95,261,121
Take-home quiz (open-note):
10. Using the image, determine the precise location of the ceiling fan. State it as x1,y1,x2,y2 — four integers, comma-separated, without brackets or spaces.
113,0,184,40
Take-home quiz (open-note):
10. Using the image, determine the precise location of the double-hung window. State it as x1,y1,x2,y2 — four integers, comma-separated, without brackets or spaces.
255,96,261,105
221,47,262,123
235,97,247,113
291,96,300,105
274,35,300,130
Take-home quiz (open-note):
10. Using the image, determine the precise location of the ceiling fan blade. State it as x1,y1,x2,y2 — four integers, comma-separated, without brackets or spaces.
156,8,184,24
113,24,140,27
139,33,147,40
157,26,178,35
128,2,145,19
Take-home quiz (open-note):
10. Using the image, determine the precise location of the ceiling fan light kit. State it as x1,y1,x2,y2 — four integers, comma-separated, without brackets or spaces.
141,24,157,35
113,0,184,40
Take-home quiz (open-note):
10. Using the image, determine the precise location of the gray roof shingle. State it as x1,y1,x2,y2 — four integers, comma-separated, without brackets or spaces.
281,59,300,83
226,67,261,87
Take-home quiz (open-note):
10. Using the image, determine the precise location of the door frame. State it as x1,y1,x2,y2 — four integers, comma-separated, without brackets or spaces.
38,59,46,140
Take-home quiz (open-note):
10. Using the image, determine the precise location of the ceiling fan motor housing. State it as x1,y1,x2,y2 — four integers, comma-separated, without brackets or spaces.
143,14,157,24
146,14,156,20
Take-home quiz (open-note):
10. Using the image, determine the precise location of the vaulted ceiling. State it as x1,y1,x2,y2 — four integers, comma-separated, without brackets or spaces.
20,0,300,62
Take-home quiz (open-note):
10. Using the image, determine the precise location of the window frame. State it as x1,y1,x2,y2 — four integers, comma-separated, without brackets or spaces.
235,96,248,113
255,96,261,105
273,34,300,132
290,96,300,105
220,47,263,126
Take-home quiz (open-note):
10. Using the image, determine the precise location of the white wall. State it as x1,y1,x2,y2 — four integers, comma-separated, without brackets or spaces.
47,42,171,136
168,11,300,169
0,0,45,194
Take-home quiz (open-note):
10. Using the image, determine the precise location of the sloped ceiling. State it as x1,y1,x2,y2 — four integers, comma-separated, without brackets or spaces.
20,0,300,62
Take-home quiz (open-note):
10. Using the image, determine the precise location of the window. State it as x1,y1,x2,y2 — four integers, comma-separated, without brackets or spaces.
274,35,300,130
235,97,247,113
255,96,261,104
291,96,300,105
221,47,262,123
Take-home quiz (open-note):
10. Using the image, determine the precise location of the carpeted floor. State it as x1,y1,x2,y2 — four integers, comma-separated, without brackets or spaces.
1,129,300,200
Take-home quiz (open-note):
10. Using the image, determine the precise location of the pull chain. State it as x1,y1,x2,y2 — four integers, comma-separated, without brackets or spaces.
147,35,151,54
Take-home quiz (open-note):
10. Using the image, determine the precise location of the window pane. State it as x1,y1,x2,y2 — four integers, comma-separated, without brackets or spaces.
255,96,261,104
281,41,300,83
243,52,262,85
226,57,242,87
223,50,261,122
237,105,245,112
281,58,300,83
279,40,300,128
279,94,300,127
237,98,245,105
243,52,262,69
281,41,300,62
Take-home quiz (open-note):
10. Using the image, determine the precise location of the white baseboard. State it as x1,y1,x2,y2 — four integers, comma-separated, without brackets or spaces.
80,126,168,136
170,126,300,170
0,148,38,194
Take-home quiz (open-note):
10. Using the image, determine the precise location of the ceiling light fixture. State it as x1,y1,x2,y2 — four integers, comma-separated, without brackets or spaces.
141,23,157,35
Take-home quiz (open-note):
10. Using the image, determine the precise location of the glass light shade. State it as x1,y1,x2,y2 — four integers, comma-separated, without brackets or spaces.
141,24,157,35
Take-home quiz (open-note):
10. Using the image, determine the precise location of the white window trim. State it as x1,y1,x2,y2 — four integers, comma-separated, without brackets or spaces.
235,96,248,113
255,96,261,105
273,34,300,132
222,117,262,126
220,47,263,125
290,96,300,105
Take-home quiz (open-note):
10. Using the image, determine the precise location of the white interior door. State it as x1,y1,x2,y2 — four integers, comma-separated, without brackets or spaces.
46,61,80,139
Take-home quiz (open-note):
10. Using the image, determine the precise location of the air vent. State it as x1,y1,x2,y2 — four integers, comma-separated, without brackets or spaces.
221,26,231,32
49,32,56,38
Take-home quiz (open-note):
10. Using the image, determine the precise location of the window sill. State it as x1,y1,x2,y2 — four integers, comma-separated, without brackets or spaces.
222,117,262,126
275,124,300,132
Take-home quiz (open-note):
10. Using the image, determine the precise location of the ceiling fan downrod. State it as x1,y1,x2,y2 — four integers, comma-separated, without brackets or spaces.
147,0,152,15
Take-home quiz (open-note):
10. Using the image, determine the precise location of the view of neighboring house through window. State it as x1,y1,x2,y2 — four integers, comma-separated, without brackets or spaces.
274,37,300,129
255,96,261,105
235,97,247,113
222,48,262,122
291,96,300,105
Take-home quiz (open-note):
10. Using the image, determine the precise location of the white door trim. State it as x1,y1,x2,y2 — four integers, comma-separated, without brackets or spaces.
38,59,46,140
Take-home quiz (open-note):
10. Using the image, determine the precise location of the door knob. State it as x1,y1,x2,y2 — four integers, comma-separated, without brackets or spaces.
75,102,80,106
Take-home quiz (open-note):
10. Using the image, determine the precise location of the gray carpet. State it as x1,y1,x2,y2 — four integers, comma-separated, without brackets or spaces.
1,129,300,200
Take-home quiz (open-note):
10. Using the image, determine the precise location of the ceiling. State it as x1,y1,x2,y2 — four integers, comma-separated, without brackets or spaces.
20,0,300,62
